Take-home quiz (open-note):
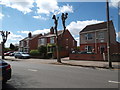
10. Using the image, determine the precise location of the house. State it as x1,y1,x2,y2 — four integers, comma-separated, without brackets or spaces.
19,32,42,52
70,20,120,61
80,20,118,54
38,27,77,58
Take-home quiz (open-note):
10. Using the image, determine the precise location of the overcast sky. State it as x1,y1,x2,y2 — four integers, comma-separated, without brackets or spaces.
0,0,119,47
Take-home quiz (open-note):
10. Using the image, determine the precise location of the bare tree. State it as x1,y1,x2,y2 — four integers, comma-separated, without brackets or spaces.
61,13,68,34
0,31,10,59
52,15,61,63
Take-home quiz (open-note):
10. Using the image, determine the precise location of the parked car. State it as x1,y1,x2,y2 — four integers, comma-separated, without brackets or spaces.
9,52,15,56
4,51,14,56
4,52,11,56
0,60,12,83
14,52,30,59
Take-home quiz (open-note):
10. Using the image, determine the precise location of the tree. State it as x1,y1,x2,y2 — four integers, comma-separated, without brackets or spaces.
10,43,15,50
52,15,61,63
0,31,10,59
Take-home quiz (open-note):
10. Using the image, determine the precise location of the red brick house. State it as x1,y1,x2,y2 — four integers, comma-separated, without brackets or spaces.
70,21,120,61
19,32,42,52
38,27,77,58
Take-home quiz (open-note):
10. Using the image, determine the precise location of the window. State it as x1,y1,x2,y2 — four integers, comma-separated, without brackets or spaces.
26,41,29,47
85,33,93,40
85,46,93,52
73,40,74,46
66,39,68,44
50,37,55,44
98,32,104,39
40,38,46,45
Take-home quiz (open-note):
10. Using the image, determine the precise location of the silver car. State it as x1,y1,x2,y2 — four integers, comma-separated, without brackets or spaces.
14,52,30,59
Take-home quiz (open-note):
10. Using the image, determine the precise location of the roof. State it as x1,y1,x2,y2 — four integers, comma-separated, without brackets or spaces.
39,30,63,38
80,20,113,33
20,34,40,41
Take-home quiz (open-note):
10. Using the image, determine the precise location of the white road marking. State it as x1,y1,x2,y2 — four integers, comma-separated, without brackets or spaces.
28,69,38,72
108,80,120,84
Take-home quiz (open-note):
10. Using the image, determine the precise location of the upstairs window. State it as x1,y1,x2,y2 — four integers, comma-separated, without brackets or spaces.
98,32,104,39
85,33,93,40
40,38,46,45
50,37,55,44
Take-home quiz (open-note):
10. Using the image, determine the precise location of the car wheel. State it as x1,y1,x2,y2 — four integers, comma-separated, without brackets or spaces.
21,56,23,59
15,56,17,58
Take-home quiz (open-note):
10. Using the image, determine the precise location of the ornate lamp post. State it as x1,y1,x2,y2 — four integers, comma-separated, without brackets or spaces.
0,31,10,59
52,15,61,63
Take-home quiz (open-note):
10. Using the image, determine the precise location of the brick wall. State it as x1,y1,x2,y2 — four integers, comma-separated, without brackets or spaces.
29,34,42,52
53,50,69,58
69,53,106,61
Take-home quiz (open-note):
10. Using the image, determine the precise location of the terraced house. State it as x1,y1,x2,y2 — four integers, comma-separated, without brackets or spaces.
19,33,42,52
38,27,77,58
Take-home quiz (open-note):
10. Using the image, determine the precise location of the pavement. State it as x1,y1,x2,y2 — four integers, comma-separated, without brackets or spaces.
3,56,120,69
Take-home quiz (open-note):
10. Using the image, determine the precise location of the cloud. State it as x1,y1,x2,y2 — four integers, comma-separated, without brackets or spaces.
54,4,73,15
18,29,50,35
35,0,59,15
8,32,23,41
109,0,120,8
0,0,74,17
0,13,4,19
35,0,73,15
116,32,120,38
66,20,104,36
33,15,47,20
0,0,34,14
75,37,79,46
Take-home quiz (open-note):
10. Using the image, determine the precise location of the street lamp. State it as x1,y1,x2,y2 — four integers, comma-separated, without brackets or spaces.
0,31,10,59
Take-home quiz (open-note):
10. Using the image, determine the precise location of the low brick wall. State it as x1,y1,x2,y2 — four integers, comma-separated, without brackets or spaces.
69,53,106,61
53,51,69,58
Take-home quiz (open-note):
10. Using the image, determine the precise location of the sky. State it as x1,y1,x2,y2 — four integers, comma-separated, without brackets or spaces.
0,0,120,47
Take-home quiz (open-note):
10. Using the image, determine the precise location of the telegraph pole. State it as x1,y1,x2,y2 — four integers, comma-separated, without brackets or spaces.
0,31,10,59
106,0,112,68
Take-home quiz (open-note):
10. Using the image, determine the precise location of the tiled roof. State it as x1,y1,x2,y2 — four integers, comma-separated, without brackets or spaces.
20,34,40,41
80,20,113,33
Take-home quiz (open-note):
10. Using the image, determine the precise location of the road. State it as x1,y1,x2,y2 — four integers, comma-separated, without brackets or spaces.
2,59,119,89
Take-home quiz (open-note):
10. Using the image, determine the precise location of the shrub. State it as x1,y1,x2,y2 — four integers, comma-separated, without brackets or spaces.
38,45,47,55
30,50,40,56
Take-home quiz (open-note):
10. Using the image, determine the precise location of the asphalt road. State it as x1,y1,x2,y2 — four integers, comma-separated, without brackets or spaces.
2,59,119,89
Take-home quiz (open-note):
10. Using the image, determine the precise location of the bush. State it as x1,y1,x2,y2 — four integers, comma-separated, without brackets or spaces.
38,45,47,54
30,50,40,56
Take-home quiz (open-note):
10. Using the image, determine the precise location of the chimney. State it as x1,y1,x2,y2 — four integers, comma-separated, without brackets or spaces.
28,32,32,38
50,27,54,34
